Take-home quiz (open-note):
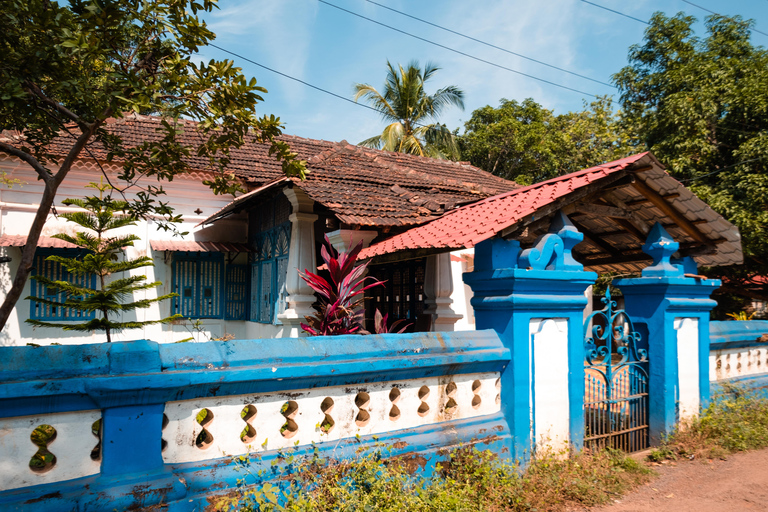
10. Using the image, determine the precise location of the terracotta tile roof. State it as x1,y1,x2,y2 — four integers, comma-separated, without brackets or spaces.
35,115,518,228
359,152,743,271
149,240,250,253
0,235,78,249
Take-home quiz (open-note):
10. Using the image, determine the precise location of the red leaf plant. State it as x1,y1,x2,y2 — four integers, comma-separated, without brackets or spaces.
299,236,410,336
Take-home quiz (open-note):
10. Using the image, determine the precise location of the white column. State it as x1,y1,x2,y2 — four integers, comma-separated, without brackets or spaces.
423,253,461,331
326,229,378,253
530,318,570,453
277,188,318,337
675,317,700,421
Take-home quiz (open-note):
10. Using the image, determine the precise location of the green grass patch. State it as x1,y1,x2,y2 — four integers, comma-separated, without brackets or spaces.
214,445,652,512
649,386,768,462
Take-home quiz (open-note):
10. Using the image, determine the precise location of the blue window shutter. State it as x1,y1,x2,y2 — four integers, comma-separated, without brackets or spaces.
225,264,248,320
249,263,260,322
275,257,288,320
30,249,97,321
259,261,273,323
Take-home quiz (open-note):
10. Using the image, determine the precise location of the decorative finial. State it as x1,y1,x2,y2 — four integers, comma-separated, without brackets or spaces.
641,222,683,277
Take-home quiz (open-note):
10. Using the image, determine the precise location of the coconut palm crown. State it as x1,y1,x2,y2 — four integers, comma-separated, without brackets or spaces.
354,60,464,159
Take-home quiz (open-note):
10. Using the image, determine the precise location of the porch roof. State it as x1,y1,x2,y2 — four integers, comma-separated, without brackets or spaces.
149,240,251,253
359,152,743,273
0,235,78,249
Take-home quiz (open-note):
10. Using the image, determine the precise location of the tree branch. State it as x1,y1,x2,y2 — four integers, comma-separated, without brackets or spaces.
0,141,52,184
23,80,88,129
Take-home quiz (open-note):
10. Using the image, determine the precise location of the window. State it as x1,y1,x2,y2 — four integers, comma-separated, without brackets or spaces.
247,192,292,324
250,223,290,323
172,253,224,319
30,249,97,321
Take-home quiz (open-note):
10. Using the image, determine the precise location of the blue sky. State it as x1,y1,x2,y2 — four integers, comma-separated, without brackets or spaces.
201,0,768,145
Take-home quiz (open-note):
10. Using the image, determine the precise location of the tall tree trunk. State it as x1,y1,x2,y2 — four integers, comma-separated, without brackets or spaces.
0,180,61,330
0,118,101,332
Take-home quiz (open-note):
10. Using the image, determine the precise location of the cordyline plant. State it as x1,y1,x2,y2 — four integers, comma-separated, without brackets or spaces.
299,236,409,336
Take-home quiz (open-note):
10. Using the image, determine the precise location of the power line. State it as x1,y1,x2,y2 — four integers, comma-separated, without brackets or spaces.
208,43,385,115
681,0,768,37
678,157,766,183
364,0,614,88
579,0,649,25
317,0,601,99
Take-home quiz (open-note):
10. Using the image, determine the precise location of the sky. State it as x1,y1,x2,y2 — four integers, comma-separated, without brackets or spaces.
200,0,768,145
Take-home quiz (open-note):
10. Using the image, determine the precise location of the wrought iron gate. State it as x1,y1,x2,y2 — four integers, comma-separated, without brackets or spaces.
584,288,649,452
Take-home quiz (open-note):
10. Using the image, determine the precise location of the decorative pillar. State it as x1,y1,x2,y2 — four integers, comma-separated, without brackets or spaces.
424,253,462,331
464,212,596,460
614,223,719,444
326,229,378,253
277,187,318,337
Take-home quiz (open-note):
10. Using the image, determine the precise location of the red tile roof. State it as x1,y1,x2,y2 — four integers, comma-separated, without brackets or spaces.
359,153,654,259
33,115,518,228
149,240,251,253
0,235,78,249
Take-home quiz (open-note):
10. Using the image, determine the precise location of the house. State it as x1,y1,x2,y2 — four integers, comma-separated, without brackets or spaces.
0,115,742,346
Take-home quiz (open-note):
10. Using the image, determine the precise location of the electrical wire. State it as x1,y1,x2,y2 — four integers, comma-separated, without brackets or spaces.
208,43,385,116
364,0,614,88
681,0,768,37
208,43,435,129
678,157,766,183
579,0,649,25
317,0,601,98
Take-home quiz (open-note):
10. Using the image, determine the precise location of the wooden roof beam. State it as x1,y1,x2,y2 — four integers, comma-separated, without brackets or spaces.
570,218,622,257
631,179,710,244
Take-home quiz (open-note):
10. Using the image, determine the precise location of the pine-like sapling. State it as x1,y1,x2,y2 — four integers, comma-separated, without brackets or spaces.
26,182,182,342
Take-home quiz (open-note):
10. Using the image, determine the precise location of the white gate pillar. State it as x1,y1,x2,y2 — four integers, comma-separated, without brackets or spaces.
278,187,318,337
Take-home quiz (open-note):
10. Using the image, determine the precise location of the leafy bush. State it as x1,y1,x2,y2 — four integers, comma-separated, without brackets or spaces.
299,236,408,336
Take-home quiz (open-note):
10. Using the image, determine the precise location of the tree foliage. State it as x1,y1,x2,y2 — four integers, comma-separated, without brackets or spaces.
26,182,181,342
614,12,768,302
0,0,307,331
459,97,635,185
354,61,464,159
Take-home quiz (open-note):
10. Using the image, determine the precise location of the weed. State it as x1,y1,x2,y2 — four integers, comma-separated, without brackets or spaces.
650,387,768,461
213,444,652,512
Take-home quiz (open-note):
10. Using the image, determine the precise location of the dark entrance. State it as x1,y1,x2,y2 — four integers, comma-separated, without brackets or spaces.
365,258,428,332
584,288,649,452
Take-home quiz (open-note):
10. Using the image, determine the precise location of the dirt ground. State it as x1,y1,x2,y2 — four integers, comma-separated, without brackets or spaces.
581,448,768,512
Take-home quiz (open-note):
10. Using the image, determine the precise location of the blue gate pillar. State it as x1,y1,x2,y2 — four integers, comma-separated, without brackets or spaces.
614,223,720,445
464,213,596,460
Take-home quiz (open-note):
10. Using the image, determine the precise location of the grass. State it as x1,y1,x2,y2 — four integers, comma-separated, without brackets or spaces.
214,446,652,512
649,386,768,462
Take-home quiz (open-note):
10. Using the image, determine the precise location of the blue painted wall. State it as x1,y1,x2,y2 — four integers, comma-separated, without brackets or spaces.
0,331,512,511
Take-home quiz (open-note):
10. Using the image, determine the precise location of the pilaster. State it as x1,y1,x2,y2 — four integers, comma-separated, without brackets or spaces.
614,223,720,443
277,187,318,337
424,253,462,331
464,212,596,459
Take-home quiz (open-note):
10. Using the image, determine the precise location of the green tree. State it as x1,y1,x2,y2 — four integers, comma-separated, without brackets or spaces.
459,97,635,185
0,0,306,332
26,182,181,342
354,61,464,159
614,12,768,303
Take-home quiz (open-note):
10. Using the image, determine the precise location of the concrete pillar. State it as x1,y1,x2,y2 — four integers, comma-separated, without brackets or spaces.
326,229,378,253
614,223,720,443
277,187,318,337
464,212,596,460
424,252,462,331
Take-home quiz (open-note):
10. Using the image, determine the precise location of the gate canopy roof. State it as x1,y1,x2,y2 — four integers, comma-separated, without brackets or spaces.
359,152,742,273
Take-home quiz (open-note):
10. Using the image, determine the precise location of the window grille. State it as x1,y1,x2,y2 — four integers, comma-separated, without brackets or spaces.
250,222,291,324
365,258,426,332
29,249,97,321
172,253,224,319
225,264,249,321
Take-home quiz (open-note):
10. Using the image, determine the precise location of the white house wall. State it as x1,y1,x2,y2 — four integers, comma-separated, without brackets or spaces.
0,157,264,346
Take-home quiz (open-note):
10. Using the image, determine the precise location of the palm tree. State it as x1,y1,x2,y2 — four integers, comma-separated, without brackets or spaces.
354,61,464,159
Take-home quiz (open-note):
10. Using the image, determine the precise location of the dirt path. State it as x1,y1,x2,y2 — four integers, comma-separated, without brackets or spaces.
585,448,768,512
